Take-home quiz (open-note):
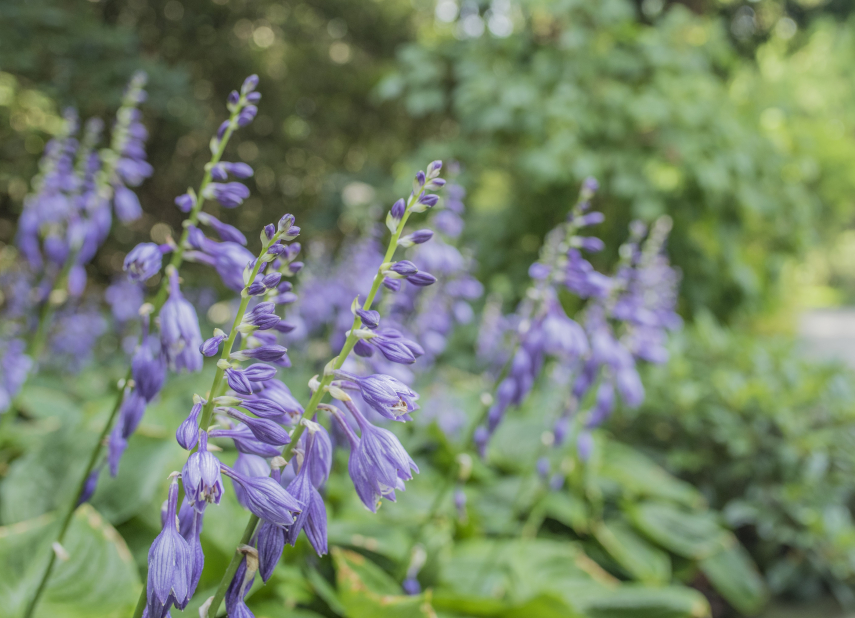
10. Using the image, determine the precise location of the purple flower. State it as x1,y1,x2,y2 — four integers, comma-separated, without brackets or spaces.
133,334,166,402
231,345,288,363
211,426,284,458
205,182,250,208
355,309,380,329
106,278,144,323
182,432,224,509
406,271,436,287
226,367,254,396
160,271,203,372
341,372,419,421
117,389,147,441
284,428,328,555
113,184,143,222
221,464,303,527
176,402,202,450
146,479,192,618
174,193,195,213
200,331,226,357
124,243,165,282
399,229,433,247
226,409,291,446
256,519,285,582
390,198,406,219
333,402,418,512
231,453,270,509
76,468,101,506
197,212,247,245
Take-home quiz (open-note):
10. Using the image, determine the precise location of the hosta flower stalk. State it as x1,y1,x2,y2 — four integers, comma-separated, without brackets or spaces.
23,74,261,618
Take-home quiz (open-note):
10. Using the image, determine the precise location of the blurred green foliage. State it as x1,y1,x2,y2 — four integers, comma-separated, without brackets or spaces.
613,316,855,606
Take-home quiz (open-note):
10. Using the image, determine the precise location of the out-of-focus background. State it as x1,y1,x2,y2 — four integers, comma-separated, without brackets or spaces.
4,0,855,617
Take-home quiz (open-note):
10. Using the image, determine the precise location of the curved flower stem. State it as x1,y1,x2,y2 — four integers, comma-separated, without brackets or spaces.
23,108,245,618
202,187,426,618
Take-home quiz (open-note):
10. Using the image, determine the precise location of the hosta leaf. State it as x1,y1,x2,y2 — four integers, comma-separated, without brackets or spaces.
597,442,703,507
699,540,768,615
332,547,435,617
593,519,671,585
0,505,140,618
579,584,711,618
626,502,728,560
542,491,590,533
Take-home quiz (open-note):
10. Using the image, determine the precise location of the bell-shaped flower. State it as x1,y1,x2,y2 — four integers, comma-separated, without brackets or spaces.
284,426,328,555
132,332,166,402
221,464,303,527
226,408,291,446
333,402,418,512
146,479,192,618
124,242,165,282
181,432,223,510
339,372,419,421
231,452,270,510
175,402,202,450
160,270,203,372
256,519,285,582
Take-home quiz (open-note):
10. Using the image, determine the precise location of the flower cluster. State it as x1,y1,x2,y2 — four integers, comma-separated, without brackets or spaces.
140,161,445,618
104,75,263,480
0,73,151,414
473,179,681,465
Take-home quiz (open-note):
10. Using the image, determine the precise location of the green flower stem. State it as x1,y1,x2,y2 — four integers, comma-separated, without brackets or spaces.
24,103,245,618
202,188,424,618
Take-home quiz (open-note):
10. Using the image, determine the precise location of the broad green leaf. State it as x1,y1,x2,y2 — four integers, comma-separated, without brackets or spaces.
597,442,703,507
1,419,91,524
305,566,346,616
579,584,711,618
431,592,507,616
0,505,140,617
91,436,185,525
332,547,434,617
499,593,585,618
542,491,590,533
699,540,768,616
626,502,728,560
593,519,671,585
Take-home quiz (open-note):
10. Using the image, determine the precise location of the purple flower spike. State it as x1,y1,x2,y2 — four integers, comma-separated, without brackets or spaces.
146,479,192,618
160,271,203,373
221,464,303,528
174,192,196,213
257,519,285,582
124,242,163,283
226,409,291,446
182,431,224,509
176,402,202,450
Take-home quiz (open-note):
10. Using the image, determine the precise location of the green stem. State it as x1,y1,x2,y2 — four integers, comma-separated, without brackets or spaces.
23,371,127,618
203,189,424,618
25,104,245,618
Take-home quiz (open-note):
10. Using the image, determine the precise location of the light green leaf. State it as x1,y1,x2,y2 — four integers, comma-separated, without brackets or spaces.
626,502,728,560
542,491,590,534
699,540,768,615
597,442,703,507
593,519,671,585
0,505,141,618
579,584,711,618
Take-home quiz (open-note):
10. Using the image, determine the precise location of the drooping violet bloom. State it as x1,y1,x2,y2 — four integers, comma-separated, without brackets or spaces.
220,464,303,528
231,453,270,510
132,321,167,402
160,270,203,373
256,519,285,582
203,182,250,209
146,478,192,618
76,467,101,506
225,551,258,618
225,408,291,446
331,402,418,512
182,431,224,510
336,371,419,421
197,211,247,245
283,424,328,555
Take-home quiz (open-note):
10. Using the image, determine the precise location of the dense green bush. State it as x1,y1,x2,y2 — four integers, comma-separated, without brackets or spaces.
612,316,855,605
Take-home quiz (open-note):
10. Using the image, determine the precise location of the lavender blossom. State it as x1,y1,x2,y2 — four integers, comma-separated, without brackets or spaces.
220,464,303,527
160,270,203,373
283,425,328,555
182,432,224,510
146,479,192,618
